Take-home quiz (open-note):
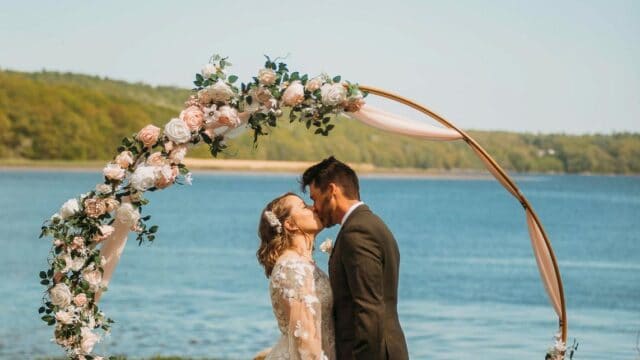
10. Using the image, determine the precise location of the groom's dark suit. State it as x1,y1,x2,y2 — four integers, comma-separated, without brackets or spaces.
328,204,409,360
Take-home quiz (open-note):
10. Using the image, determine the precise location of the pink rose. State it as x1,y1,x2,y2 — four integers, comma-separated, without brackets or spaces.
93,224,114,243
136,124,161,148
282,81,305,106
83,198,106,218
305,77,324,92
115,151,134,169
164,141,174,152
155,165,178,189
214,106,241,128
180,106,205,131
103,163,125,181
74,293,88,307
146,152,167,167
71,236,85,250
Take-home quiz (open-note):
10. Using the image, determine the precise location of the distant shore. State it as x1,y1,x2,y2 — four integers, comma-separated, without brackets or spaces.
0,158,498,179
2,158,636,179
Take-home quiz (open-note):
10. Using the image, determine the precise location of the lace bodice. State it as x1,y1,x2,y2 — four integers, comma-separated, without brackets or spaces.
267,255,335,360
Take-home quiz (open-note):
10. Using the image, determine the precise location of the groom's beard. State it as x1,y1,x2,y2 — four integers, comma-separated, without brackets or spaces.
318,196,335,228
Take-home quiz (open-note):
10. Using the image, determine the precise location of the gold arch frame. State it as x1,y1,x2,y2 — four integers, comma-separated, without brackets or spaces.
358,85,568,344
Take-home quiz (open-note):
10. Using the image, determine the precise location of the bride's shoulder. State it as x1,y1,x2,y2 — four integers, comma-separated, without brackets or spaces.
272,253,314,274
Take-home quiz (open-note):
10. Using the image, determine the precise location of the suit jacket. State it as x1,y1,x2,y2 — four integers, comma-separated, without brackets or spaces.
329,204,409,360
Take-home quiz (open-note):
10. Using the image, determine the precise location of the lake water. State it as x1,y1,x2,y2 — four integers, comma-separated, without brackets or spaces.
0,170,638,359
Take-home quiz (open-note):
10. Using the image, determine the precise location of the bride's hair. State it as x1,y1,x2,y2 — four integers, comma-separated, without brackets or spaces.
257,192,296,277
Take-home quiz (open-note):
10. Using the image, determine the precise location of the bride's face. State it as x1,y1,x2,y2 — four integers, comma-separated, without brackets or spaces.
283,195,323,234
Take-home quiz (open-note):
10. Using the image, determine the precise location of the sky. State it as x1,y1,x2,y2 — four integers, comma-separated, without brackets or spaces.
1,0,638,134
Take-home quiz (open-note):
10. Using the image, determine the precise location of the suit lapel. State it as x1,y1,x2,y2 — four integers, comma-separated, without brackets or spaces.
330,204,369,259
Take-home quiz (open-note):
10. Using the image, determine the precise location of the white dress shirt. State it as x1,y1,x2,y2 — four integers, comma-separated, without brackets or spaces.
340,201,365,226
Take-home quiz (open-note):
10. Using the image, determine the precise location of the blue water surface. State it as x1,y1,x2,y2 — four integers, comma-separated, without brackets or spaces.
0,170,638,359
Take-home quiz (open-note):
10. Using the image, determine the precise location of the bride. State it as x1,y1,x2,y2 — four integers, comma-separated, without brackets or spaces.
256,192,335,360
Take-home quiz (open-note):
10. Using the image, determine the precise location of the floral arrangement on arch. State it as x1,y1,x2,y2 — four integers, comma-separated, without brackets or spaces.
38,54,366,359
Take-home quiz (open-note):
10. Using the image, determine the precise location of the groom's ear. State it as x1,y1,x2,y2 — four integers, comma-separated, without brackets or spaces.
328,182,341,198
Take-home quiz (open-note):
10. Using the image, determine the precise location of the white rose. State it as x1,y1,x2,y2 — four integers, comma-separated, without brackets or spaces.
207,80,234,103
71,255,86,272
82,269,102,289
306,76,324,92
116,203,140,229
55,309,75,325
130,166,157,191
320,238,333,253
282,81,305,106
258,68,276,85
320,83,347,106
164,118,191,144
103,163,126,181
80,327,100,354
201,63,216,78
95,183,112,195
59,198,80,220
50,283,72,307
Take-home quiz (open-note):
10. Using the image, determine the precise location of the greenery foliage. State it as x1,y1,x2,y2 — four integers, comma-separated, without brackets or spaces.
1,69,639,173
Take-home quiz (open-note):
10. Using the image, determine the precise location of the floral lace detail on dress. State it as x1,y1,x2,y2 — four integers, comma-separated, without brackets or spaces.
266,256,334,360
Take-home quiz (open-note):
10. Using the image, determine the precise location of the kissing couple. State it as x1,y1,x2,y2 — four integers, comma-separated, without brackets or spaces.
256,156,409,360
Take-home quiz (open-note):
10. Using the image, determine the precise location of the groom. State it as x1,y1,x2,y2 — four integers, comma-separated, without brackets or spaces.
302,156,409,360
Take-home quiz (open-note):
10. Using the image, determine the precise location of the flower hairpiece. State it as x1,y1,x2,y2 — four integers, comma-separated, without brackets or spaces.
264,210,282,234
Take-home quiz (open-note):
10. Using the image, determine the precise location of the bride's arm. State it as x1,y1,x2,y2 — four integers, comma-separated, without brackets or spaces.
276,261,326,360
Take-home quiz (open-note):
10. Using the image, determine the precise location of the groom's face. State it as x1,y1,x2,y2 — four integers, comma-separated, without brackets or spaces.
309,182,337,228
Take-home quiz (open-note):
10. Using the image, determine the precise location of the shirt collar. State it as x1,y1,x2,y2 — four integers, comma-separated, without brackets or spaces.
340,201,364,226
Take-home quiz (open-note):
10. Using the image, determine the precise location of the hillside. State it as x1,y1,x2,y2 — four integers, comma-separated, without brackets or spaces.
1,69,639,173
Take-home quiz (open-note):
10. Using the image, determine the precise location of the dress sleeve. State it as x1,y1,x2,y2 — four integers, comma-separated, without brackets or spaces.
272,260,327,360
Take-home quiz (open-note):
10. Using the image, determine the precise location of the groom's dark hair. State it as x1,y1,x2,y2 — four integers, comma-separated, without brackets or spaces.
301,156,360,200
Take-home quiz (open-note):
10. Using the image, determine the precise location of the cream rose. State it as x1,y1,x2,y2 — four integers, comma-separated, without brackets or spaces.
59,253,73,273
103,163,125,181
116,203,140,229
197,88,213,105
74,293,88,307
95,183,112,195
258,68,276,85
82,269,102,289
71,255,86,272
282,81,305,106
168,144,188,164
50,283,72,307
180,106,205,131
114,151,134,169
164,118,191,144
55,310,75,325
80,327,100,354
214,106,241,128
306,76,324,92
201,63,216,78
136,124,161,148
130,166,157,191
320,83,347,106
59,198,80,220
207,80,234,103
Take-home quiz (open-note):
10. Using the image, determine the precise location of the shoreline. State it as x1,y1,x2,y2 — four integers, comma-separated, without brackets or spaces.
0,158,637,179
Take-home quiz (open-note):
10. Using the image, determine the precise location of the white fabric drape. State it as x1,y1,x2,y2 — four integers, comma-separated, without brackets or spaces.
95,206,131,303
348,104,463,141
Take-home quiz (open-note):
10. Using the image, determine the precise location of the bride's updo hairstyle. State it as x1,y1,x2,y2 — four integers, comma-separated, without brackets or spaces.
257,192,296,277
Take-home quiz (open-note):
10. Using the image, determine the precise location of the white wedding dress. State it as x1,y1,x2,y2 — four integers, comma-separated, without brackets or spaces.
266,254,335,360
